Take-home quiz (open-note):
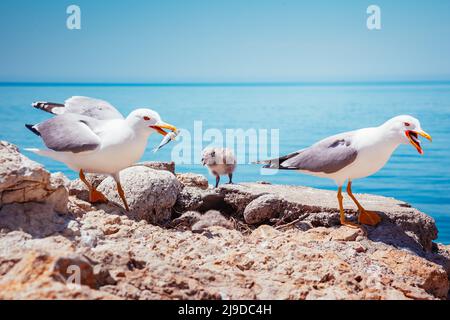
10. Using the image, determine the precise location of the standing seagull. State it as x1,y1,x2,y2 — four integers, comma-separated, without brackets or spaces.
25,96,177,211
201,147,236,187
256,115,432,227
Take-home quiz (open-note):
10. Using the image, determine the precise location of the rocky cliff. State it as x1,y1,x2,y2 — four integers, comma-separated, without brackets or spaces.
0,140,449,300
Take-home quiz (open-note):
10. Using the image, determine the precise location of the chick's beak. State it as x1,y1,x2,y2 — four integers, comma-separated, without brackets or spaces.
150,122,177,136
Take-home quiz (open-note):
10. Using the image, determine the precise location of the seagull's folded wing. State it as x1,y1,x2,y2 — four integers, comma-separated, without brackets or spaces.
64,96,124,120
35,114,102,154
262,132,358,174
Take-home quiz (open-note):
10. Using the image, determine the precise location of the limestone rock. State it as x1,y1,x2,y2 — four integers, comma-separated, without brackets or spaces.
97,166,181,223
176,173,209,190
174,186,224,213
217,183,437,252
69,161,175,201
170,210,233,232
133,161,175,174
244,194,284,224
0,141,68,212
191,210,234,232
0,251,117,300
0,202,72,238
0,203,448,300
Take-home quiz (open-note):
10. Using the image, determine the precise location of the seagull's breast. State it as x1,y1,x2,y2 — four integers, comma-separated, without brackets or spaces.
64,120,149,174
335,128,399,182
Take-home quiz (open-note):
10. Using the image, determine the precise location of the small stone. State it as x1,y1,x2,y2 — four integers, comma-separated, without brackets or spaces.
191,210,233,232
97,166,181,224
176,173,209,190
243,194,283,224
329,226,362,241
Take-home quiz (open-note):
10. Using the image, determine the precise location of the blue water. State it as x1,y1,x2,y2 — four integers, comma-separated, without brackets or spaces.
0,83,449,244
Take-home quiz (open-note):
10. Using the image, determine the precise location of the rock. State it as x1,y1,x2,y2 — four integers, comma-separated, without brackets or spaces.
174,186,225,213
170,210,234,232
216,183,437,252
0,202,449,300
134,161,175,174
428,244,450,276
170,211,202,230
250,224,282,239
69,161,175,200
52,254,97,288
0,141,68,212
176,173,209,190
176,182,437,251
0,202,73,238
0,251,117,299
244,194,284,224
371,249,448,299
97,166,181,223
191,210,234,232
328,226,363,241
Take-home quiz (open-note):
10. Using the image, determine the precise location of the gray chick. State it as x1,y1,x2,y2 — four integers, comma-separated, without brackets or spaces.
201,147,236,188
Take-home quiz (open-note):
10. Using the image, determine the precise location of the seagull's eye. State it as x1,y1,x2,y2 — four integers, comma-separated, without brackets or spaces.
404,122,410,127
143,116,151,121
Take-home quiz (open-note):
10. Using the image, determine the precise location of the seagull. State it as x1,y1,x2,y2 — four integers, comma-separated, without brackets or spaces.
201,147,236,187
256,115,432,228
25,96,178,211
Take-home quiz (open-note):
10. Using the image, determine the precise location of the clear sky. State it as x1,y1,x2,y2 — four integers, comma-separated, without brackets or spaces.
1,0,450,83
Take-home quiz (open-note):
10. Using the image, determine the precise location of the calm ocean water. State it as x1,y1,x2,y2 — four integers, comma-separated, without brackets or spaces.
0,83,449,244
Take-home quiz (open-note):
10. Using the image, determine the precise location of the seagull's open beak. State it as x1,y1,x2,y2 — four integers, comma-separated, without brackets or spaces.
406,129,432,155
150,122,177,136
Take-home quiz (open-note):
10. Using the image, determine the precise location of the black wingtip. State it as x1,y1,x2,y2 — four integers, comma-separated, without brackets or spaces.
31,101,64,114
25,124,40,136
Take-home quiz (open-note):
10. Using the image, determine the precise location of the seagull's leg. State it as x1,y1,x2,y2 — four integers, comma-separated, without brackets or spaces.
337,186,360,229
347,181,381,226
116,182,130,212
227,173,233,184
215,175,220,188
79,169,108,204
112,174,130,212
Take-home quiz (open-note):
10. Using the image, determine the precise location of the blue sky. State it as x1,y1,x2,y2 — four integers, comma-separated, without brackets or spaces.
1,0,450,83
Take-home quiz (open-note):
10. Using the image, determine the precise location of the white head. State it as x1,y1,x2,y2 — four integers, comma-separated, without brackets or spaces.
201,147,217,166
126,108,177,137
201,147,236,166
381,115,432,154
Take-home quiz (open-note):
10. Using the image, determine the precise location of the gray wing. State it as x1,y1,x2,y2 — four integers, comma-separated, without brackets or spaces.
259,132,358,174
34,113,102,153
32,96,124,120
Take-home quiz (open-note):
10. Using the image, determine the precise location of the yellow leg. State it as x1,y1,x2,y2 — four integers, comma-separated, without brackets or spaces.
116,181,130,212
337,186,360,229
347,181,381,226
79,170,108,204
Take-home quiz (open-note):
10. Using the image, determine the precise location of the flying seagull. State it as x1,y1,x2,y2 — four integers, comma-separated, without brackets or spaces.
256,115,432,227
25,96,177,211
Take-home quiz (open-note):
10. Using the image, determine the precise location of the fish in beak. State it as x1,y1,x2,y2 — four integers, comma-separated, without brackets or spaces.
150,122,178,136
406,129,432,154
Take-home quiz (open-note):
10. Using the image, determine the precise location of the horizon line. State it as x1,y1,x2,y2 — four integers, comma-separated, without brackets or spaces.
1,80,450,87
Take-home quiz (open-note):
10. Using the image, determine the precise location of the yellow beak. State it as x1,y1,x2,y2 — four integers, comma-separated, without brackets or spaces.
150,122,178,136
417,130,432,142
406,129,432,155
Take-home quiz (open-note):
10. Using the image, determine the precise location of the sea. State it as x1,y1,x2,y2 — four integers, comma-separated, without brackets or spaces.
0,82,449,244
